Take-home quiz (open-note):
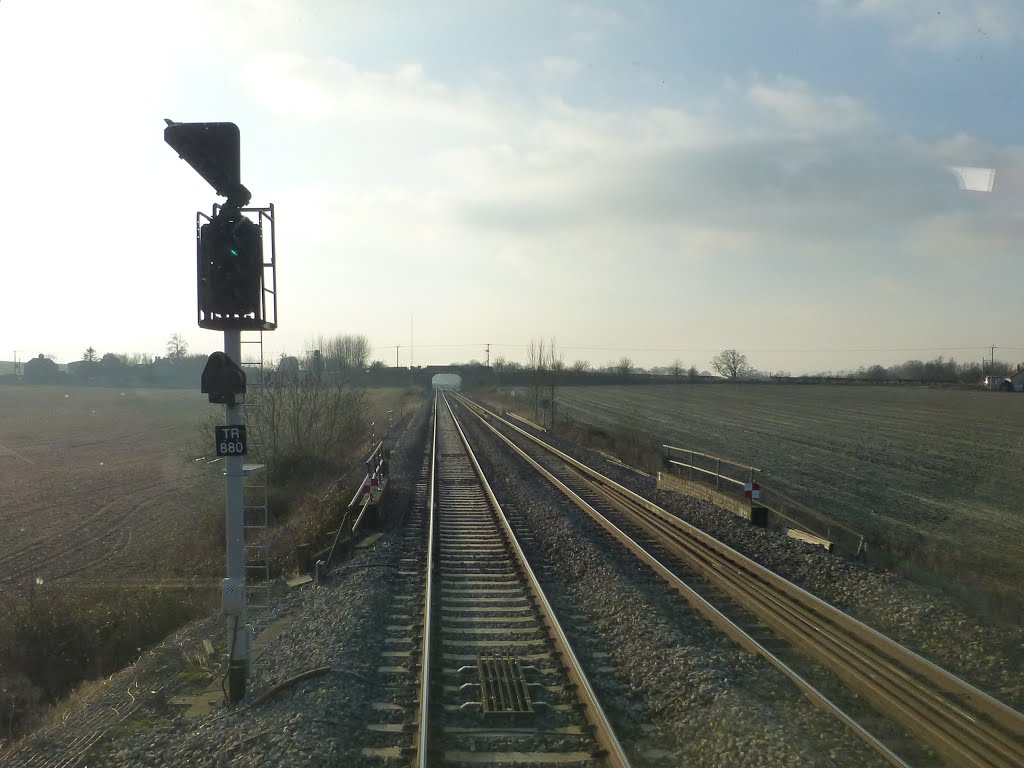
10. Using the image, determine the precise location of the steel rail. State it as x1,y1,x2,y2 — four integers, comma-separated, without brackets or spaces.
414,393,438,768
585,481,1022,768
441,392,632,768
456,394,1024,768
454,395,909,768
444,393,634,768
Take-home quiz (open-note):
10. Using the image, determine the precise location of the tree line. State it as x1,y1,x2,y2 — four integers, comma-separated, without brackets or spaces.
830,356,1020,383
271,333,371,385
487,347,1021,386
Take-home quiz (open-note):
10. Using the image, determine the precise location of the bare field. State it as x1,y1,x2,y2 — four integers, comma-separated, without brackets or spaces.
0,387,216,589
553,384,1024,615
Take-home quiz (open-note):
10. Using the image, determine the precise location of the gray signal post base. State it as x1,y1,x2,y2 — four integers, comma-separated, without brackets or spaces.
223,329,249,703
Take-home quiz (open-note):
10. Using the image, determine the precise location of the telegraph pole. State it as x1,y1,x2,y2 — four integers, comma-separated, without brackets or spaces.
485,343,491,368
395,345,401,368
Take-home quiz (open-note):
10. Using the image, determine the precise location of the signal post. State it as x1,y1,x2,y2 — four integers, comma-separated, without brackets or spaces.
164,121,278,702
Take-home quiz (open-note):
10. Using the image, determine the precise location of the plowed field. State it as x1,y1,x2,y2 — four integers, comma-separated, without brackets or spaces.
0,385,418,591
0,387,214,589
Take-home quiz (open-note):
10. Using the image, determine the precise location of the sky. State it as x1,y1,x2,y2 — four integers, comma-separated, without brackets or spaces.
1,0,1022,374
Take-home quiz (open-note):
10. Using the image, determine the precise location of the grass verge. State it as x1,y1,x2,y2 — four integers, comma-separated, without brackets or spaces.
0,585,212,742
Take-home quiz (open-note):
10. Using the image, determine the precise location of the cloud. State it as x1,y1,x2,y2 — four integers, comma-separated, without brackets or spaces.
564,3,622,44
748,78,876,134
541,56,583,79
230,52,1000,279
457,127,961,251
905,208,1023,263
873,276,910,297
817,0,1023,49
240,54,490,132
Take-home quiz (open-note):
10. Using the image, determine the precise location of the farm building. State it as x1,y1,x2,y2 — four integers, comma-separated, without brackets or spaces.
999,368,1024,392
23,354,59,383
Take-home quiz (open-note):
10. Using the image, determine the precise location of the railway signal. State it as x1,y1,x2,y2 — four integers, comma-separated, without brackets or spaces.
165,120,278,704
163,120,250,209
198,214,265,328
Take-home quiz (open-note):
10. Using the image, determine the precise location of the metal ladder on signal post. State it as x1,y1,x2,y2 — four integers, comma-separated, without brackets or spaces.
241,330,271,611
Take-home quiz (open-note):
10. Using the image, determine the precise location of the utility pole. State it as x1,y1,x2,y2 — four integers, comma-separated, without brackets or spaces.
485,343,491,368
395,345,400,368
991,345,996,374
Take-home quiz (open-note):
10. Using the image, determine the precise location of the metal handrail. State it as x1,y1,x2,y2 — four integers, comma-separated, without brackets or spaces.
663,444,865,551
324,505,355,567
348,440,387,509
668,459,746,487
326,440,389,569
663,444,760,472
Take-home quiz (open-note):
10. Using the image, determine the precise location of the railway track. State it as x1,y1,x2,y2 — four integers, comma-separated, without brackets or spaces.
406,392,630,767
453,393,1024,768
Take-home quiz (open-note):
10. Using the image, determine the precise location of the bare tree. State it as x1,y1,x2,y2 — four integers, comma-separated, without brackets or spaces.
615,357,634,377
526,338,548,422
710,349,753,380
248,366,369,481
493,355,508,386
687,365,699,379
166,333,188,359
305,334,371,382
571,360,591,374
669,358,684,382
335,334,371,369
547,339,564,429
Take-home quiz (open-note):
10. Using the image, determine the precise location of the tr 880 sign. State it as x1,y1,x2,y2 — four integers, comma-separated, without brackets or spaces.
215,425,247,457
